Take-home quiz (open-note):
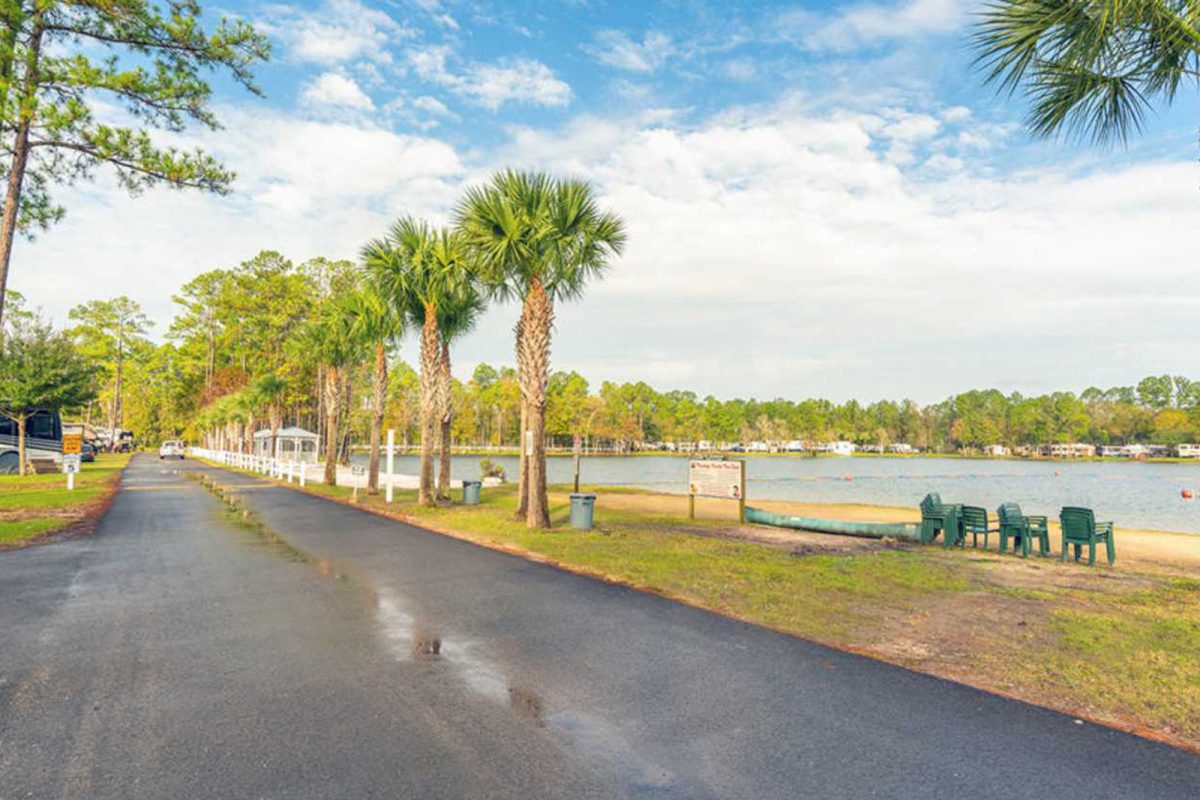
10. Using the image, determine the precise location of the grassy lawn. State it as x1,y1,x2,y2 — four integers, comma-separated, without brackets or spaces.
0,454,130,547
202,463,1200,752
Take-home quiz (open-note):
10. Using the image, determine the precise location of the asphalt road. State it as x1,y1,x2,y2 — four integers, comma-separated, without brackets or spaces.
2,455,1198,799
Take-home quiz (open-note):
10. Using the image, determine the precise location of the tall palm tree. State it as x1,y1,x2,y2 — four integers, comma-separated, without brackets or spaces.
341,286,405,495
973,1,1200,144
434,282,485,500
293,301,362,486
363,217,470,506
456,170,626,528
251,373,288,459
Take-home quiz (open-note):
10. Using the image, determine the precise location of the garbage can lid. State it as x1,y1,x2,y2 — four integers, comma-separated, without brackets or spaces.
570,493,596,501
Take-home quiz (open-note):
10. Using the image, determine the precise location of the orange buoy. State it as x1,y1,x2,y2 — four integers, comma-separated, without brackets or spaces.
844,475,853,482
1183,489,1194,500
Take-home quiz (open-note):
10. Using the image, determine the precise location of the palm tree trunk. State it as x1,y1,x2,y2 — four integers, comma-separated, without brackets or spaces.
513,316,529,519
523,279,553,528
323,366,340,486
367,342,387,495
270,405,281,460
437,339,452,500
418,304,439,506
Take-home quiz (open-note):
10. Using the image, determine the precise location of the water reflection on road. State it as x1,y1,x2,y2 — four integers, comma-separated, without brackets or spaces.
371,587,684,797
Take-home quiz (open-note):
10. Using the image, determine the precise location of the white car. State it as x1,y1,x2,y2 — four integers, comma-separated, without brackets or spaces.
159,440,186,459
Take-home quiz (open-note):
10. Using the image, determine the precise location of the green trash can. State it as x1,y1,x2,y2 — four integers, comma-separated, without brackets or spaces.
462,480,482,506
570,493,596,530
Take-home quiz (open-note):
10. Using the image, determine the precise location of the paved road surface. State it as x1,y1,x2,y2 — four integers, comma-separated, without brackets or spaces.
2,455,1197,799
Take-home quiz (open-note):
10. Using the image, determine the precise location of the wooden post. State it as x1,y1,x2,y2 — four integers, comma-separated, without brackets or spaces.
688,492,695,520
738,460,746,524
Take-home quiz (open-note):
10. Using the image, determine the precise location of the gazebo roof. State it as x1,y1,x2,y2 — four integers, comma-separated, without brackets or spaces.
253,426,318,440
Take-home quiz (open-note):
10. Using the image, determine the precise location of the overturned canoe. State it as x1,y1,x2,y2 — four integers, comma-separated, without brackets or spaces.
745,507,920,542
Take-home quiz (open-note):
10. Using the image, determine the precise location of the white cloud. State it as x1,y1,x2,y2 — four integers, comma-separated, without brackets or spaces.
261,0,410,64
408,47,572,110
413,95,455,118
783,0,970,51
723,58,757,81
590,30,673,72
461,59,572,110
301,72,375,110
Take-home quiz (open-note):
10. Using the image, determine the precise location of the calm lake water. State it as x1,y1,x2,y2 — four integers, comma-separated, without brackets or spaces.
355,454,1200,534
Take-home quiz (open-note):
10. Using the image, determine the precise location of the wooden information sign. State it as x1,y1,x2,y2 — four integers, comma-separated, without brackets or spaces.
688,459,746,522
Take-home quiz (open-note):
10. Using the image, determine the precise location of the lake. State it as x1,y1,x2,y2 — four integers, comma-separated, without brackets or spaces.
355,454,1200,534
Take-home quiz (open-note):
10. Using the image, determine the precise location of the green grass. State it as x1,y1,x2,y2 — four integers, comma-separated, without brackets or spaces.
1034,578,1200,741
0,454,129,547
0,518,63,545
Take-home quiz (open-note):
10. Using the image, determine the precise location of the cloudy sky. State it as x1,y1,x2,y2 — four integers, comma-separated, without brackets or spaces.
12,0,1200,403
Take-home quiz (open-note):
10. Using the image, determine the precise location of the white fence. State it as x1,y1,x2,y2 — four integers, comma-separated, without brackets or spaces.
187,447,420,493
187,443,500,501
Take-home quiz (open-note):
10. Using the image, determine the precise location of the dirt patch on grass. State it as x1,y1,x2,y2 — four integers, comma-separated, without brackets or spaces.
866,589,1054,677
0,507,86,522
666,521,898,556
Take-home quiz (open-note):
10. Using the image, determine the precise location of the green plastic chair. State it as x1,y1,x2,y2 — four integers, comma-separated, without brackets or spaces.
1059,507,1115,566
920,493,962,546
959,506,998,549
997,502,1049,557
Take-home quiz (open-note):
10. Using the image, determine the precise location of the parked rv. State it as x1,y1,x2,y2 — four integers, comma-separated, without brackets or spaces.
0,409,64,474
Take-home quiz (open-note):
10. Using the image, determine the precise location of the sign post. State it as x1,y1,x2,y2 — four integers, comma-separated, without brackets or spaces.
351,464,366,503
385,429,395,503
687,459,746,523
62,433,83,490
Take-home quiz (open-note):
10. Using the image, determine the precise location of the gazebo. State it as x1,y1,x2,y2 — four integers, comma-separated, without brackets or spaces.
253,427,319,464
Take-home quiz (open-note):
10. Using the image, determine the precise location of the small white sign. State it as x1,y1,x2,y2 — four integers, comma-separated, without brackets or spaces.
351,465,367,476
689,460,744,500
62,455,81,474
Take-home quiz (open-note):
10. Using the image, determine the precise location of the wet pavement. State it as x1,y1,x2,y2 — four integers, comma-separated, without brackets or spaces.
2,455,1198,799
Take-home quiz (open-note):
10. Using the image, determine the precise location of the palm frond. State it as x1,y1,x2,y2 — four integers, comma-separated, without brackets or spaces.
972,0,1200,145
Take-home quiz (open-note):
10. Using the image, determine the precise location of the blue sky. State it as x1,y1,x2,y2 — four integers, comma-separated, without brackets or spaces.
14,0,1200,402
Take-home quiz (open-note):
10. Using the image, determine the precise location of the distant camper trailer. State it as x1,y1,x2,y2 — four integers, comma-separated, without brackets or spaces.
0,409,64,474
1175,444,1200,459
1044,443,1096,459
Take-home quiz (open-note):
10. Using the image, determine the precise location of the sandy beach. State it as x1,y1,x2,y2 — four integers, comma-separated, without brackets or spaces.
589,491,1200,577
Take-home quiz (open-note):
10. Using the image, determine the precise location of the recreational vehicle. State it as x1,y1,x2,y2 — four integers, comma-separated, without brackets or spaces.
0,410,64,474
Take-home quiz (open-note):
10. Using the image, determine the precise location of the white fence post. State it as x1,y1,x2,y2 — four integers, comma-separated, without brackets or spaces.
299,462,306,487
386,429,394,503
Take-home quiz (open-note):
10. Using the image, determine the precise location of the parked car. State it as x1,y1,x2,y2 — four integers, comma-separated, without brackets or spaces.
81,442,96,463
159,440,185,459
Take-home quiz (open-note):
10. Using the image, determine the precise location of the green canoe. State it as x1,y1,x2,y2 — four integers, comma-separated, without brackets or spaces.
745,507,919,542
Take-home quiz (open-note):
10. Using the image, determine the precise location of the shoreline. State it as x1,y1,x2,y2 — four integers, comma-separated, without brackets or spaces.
352,448,1200,465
